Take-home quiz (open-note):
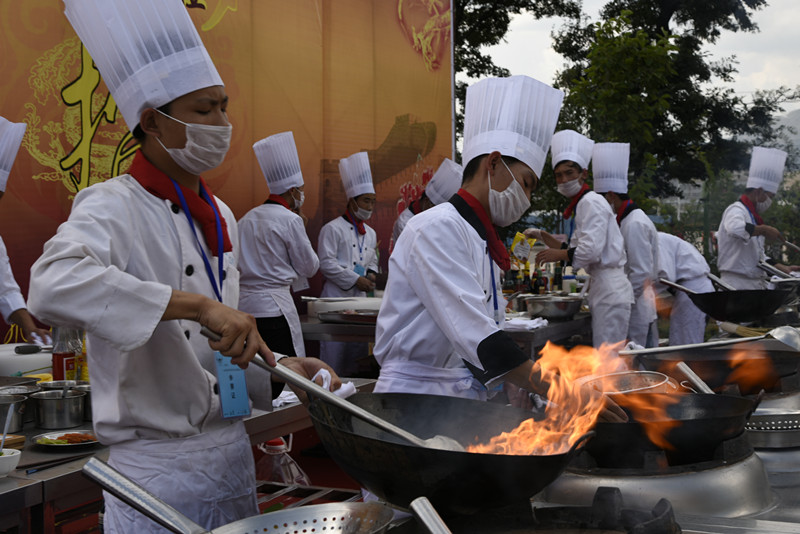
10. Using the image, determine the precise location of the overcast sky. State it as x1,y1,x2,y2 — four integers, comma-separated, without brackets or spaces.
483,0,800,114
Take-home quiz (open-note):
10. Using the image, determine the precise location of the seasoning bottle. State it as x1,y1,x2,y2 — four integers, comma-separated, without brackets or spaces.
51,327,82,380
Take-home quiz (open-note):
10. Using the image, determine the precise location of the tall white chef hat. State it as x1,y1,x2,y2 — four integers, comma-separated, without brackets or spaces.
551,129,594,170
592,143,630,194
746,146,787,194
63,0,224,132
426,158,462,205
0,117,27,192
462,75,563,179
339,152,374,199
252,132,304,195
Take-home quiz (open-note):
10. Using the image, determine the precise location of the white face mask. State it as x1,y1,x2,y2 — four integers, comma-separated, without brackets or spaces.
557,177,583,198
488,159,531,227
292,189,305,209
354,207,373,221
756,196,772,213
156,109,232,175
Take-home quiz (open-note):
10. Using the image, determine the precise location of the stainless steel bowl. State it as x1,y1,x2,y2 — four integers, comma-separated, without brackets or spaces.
31,390,85,429
524,295,583,320
0,395,26,433
0,385,41,424
70,385,91,421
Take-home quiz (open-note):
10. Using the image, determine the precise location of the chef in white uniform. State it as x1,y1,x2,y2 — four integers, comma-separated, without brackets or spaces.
0,117,52,343
717,147,798,289
534,131,634,348
374,76,572,401
318,151,379,375
593,143,660,348
656,232,713,345
238,132,318,357
390,158,462,251
29,2,338,532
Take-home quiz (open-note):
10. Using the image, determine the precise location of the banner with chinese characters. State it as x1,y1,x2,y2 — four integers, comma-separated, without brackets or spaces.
0,0,453,338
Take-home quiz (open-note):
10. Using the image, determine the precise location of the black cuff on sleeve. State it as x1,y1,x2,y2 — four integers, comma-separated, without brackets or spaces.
463,330,529,386
766,257,778,266
567,247,576,264
271,380,286,400
745,222,755,236
560,242,568,250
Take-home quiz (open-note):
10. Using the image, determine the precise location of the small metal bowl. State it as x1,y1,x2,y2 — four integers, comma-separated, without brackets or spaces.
524,295,583,321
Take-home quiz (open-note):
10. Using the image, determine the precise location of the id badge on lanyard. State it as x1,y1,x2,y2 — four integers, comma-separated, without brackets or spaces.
171,178,249,418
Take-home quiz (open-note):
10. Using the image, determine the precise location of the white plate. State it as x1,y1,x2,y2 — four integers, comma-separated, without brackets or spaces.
33,429,98,447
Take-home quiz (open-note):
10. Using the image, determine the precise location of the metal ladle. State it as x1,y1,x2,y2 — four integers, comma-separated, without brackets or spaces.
199,327,465,452
410,497,453,534
1,402,14,452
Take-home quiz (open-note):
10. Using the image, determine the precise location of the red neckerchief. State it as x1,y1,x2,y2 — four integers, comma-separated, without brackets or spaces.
128,152,233,253
616,199,635,225
562,183,591,219
739,194,764,225
344,209,366,235
267,194,291,210
456,189,510,271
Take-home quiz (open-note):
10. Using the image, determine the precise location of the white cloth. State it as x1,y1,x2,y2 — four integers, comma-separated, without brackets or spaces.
391,207,415,249
550,129,593,170
253,132,304,194
374,203,510,399
746,146,786,193
619,208,659,347
656,232,712,345
103,423,257,534
29,174,274,445
0,117,27,192
339,152,374,199
462,75,563,177
318,216,378,297
716,201,767,287
592,143,630,194
505,317,548,331
238,203,319,357
0,235,26,323
567,192,633,346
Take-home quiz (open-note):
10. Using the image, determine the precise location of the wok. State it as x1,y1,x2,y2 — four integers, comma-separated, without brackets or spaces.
307,392,591,516
82,457,394,534
659,278,791,323
586,392,757,468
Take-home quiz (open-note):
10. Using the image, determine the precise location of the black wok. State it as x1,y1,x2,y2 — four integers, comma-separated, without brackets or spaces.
307,392,591,516
586,392,757,468
660,278,791,323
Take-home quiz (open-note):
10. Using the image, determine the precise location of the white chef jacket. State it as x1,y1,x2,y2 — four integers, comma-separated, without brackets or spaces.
238,202,319,357
568,191,634,347
618,206,660,346
0,235,26,323
391,206,415,251
717,201,768,289
374,199,528,398
656,232,712,345
28,174,275,445
318,215,378,297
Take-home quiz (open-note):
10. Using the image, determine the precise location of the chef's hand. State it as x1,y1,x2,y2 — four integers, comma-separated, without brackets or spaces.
755,224,784,242
535,248,568,265
278,357,342,404
355,276,375,292
504,383,534,411
523,228,542,240
8,309,52,345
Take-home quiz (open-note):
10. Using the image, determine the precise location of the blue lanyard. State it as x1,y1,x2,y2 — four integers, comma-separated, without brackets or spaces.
568,216,576,242
489,248,499,325
741,201,757,226
171,179,224,302
346,212,366,263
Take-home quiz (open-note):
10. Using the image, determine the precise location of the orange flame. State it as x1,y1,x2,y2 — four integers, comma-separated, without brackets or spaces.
725,347,776,393
467,341,630,456
613,393,682,450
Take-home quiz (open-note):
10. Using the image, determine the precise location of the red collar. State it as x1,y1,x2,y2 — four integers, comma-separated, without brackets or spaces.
267,194,291,210
128,152,232,253
739,194,764,225
344,209,366,235
456,189,510,271
615,199,635,225
562,183,591,219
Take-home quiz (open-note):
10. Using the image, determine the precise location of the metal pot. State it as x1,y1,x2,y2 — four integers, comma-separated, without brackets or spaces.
307,392,592,515
31,390,85,429
524,295,583,321
70,385,92,421
0,385,41,424
38,380,90,390
0,394,26,434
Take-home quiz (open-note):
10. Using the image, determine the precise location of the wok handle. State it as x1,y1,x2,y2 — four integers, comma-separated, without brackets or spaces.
758,261,790,279
658,278,698,295
199,327,430,449
785,241,800,255
410,497,453,534
82,457,208,534
706,273,737,291
566,431,595,460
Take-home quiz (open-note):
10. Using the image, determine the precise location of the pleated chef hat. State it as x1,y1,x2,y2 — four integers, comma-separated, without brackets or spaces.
592,143,630,194
253,132,304,195
0,117,27,192
426,158,462,205
746,146,787,194
462,75,563,178
63,0,224,132
339,152,374,199
551,129,594,170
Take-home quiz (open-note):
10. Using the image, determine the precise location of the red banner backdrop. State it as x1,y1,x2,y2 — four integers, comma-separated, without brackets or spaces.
0,0,453,338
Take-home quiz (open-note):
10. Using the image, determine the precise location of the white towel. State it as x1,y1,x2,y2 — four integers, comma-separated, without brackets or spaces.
504,317,549,331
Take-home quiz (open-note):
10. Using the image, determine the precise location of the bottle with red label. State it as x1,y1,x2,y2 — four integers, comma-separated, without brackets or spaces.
51,327,82,380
